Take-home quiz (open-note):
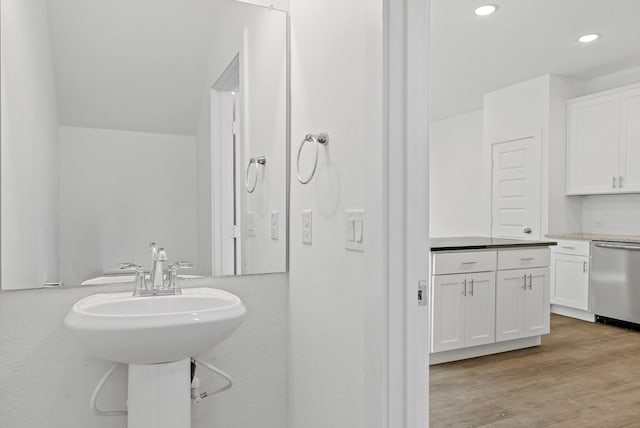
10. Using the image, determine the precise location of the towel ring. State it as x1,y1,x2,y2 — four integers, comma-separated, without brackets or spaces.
245,156,266,193
297,133,329,185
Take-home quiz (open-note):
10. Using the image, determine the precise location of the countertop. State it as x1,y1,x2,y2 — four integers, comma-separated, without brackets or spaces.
546,233,640,244
429,236,557,252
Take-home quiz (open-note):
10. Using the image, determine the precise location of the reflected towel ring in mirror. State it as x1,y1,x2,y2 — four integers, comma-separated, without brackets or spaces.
296,133,329,185
245,156,267,193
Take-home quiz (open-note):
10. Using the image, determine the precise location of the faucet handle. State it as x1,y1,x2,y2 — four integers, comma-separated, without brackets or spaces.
119,262,142,270
174,261,195,269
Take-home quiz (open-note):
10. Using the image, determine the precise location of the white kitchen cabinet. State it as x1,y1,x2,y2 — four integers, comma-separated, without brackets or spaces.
566,93,620,194
567,83,640,195
550,253,589,310
431,271,496,353
549,239,593,321
496,267,550,342
619,86,640,192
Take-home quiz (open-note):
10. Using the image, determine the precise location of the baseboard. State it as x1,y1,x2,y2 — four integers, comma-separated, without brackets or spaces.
429,336,541,365
551,304,595,322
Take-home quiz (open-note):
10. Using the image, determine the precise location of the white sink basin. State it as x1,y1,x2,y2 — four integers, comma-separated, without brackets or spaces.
64,287,246,364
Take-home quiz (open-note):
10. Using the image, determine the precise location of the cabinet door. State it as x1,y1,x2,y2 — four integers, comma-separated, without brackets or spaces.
495,270,527,342
522,268,550,337
550,254,589,310
464,272,496,347
566,94,621,194
431,274,466,352
619,87,640,192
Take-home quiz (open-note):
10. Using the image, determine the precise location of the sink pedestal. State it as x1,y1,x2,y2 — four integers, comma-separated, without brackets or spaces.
128,359,191,428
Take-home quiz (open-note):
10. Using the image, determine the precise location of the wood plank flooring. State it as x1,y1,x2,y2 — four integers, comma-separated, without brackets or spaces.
430,315,640,427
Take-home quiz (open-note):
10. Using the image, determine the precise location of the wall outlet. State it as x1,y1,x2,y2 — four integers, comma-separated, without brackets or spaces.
271,211,279,240
247,212,256,237
345,209,364,252
302,210,312,245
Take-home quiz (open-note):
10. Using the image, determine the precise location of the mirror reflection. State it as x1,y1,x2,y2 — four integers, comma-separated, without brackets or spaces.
1,0,288,290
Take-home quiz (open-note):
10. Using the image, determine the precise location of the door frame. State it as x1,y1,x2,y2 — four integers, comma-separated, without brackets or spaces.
384,0,430,427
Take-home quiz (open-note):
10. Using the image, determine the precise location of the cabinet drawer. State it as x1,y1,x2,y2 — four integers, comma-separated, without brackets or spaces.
432,251,497,275
551,239,590,257
498,248,550,270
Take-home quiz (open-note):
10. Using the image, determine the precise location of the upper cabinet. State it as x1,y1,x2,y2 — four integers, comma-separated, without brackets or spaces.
567,83,640,195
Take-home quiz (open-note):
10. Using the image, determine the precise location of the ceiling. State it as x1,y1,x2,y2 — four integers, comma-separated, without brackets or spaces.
47,0,228,135
430,0,640,121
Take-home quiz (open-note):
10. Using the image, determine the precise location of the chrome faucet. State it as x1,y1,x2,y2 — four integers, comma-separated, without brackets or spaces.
149,242,167,288
120,242,194,296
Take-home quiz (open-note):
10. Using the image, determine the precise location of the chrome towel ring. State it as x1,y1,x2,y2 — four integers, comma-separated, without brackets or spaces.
245,156,266,193
296,133,329,185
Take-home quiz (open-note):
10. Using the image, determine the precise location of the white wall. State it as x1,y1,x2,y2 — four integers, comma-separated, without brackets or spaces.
1,0,60,289
58,127,199,285
0,276,288,428
288,0,384,426
429,110,488,237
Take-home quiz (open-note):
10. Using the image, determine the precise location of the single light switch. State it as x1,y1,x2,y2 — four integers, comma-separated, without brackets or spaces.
345,209,364,252
354,219,363,243
346,218,355,242
271,211,279,240
302,210,312,245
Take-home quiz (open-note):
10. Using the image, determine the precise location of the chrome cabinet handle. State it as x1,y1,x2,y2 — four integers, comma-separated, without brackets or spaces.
469,279,474,296
595,242,640,251
528,274,533,290
620,176,624,188
524,227,532,234
613,176,617,188
561,246,575,250
522,275,527,290
462,279,467,296
521,257,535,261
583,261,587,273
462,261,478,265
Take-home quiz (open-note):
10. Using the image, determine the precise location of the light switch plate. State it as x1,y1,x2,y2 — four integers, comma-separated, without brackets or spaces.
345,209,364,251
247,212,256,237
302,210,312,245
271,211,279,240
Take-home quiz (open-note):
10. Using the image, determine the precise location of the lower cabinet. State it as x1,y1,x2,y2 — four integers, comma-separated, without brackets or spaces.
496,267,550,342
550,253,589,310
431,271,495,353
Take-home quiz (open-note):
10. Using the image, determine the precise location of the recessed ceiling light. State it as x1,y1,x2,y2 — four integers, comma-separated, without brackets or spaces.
578,34,600,43
474,5,498,16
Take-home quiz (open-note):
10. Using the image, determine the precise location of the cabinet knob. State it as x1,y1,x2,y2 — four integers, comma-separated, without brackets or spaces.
524,227,532,234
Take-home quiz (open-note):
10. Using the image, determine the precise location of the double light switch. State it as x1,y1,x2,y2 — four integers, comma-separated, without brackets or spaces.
346,209,364,252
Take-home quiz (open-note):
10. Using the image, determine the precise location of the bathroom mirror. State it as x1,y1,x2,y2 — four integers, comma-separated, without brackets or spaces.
0,0,288,290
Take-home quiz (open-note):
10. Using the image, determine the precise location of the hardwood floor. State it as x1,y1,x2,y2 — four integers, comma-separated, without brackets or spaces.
430,315,640,427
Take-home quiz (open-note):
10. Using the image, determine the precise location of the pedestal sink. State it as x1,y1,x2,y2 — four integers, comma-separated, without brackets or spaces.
64,287,246,428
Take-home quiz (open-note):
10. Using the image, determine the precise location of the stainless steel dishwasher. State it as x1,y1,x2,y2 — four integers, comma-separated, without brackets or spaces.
591,241,640,327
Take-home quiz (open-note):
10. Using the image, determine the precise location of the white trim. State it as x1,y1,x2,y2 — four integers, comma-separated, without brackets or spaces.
384,0,430,427
429,336,541,365
551,305,595,322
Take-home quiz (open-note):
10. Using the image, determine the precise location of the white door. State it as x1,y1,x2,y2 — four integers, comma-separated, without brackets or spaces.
464,271,496,347
523,267,550,337
566,94,621,194
620,87,640,192
431,274,466,353
550,254,589,310
491,134,542,240
495,269,526,342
